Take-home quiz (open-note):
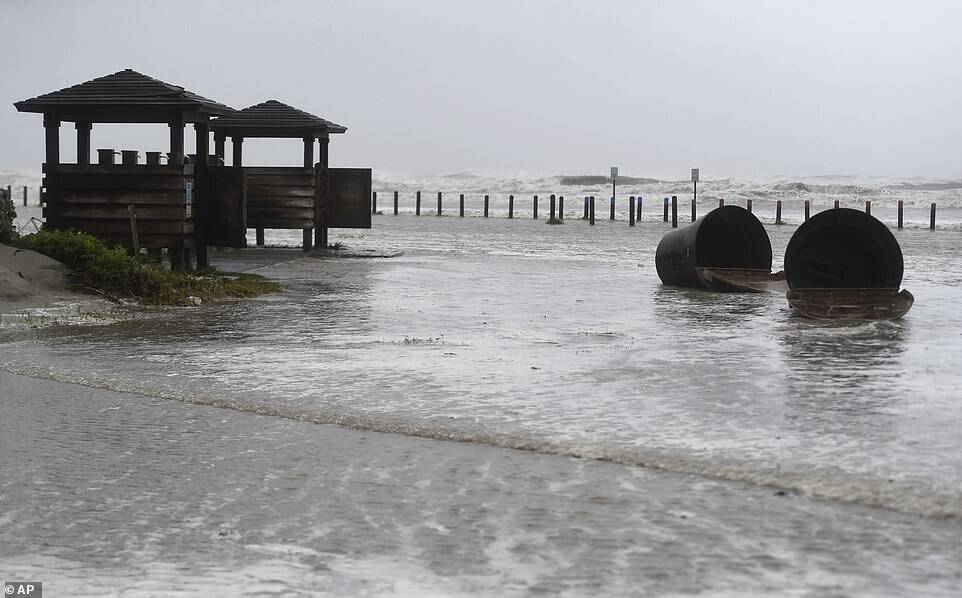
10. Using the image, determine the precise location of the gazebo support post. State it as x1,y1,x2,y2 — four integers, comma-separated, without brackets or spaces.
44,116,60,170
76,122,91,165
167,118,186,269
194,122,210,269
315,135,330,250
302,136,314,250
214,132,226,164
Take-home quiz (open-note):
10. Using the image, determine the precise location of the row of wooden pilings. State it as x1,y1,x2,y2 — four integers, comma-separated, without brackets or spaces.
4,185,38,208
371,190,940,230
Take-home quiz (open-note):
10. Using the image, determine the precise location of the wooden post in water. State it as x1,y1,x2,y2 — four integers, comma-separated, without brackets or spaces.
23,186,28,207
583,196,589,219
416,191,421,215
508,194,514,218
589,196,595,225
372,191,377,214
834,200,840,209
484,194,489,218
804,200,810,221
930,203,936,229
776,200,782,224
394,191,399,215
629,196,636,226
897,200,903,229
747,199,752,213
533,195,538,219
691,197,696,222
437,191,442,216
865,200,871,216
303,228,312,252
663,197,669,222
549,194,556,221
559,196,564,220
671,195,678,228
609,196,615,221
460,194,465,217
637,195,642,220
718,198,724,208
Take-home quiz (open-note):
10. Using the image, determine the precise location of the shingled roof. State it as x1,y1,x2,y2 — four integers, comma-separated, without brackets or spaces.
209,100,347,137
14,69,234,118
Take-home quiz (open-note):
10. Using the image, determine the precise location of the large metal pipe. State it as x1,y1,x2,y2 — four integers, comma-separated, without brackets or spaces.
784,208,903,290
655,205,772,289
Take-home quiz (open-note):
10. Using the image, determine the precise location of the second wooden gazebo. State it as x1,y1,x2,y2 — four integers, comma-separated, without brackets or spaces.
210,99,348,250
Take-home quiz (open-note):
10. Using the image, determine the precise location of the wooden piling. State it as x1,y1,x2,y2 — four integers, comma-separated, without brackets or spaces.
23,186,28,207
549,194,556,221
897,200,903,229
776,200,782,224
718,198,724,208
746,199,752,213
637,195,642,220
416,191,421,215
583,196,589,220
508,194,514,218
437,191,442,216
589,196,595,225
834,200,840,209
394,191,399,215
559,196,564,220
671,196,678,228
460,193,465,217
663,197,669,222
865,200,871,216
609,196,615,221
484,194,489,218
691,198,696,222
804,200,810,221
533,195,538,219
930,203,936,230
372,191,377,214
256,228,265,246
302,228,312,252
629,196,636,226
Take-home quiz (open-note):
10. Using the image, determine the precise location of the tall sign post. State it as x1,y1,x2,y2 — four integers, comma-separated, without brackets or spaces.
610,166,618,220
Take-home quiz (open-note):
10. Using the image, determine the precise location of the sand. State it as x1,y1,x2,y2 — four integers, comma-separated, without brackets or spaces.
0,242,108,322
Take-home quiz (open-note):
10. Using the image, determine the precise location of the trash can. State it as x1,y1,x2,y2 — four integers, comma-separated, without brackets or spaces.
121,150,139,166
655,205,773,290
784,208,912,319
97,148,116,165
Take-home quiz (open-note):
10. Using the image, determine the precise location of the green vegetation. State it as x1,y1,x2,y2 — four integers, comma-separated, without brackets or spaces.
14,229,280,305
0,188,17,244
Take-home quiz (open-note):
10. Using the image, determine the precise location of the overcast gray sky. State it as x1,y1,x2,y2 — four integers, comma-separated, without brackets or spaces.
2,0,960,179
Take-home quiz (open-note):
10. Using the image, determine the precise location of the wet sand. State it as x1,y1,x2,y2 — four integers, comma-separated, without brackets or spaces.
1,371,961,596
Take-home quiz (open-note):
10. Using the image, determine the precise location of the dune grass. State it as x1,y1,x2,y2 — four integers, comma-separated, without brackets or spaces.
14,229,280,306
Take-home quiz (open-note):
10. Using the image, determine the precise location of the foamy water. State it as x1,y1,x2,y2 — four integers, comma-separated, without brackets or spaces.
3,173,962,595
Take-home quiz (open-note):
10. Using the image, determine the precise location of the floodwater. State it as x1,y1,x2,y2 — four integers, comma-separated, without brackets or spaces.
2,209,962,596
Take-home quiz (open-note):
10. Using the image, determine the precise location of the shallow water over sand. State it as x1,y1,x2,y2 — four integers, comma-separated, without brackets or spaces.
2,213,962,595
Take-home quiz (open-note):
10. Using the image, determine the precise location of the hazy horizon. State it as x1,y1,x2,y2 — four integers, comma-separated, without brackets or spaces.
2,0,960,180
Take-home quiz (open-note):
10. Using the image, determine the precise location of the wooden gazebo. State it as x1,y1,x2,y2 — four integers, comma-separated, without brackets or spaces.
209,99,369,251
14,69,235,269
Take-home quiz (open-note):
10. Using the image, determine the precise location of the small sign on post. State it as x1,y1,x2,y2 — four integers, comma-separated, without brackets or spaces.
610,166,618,217
691,168,699,214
